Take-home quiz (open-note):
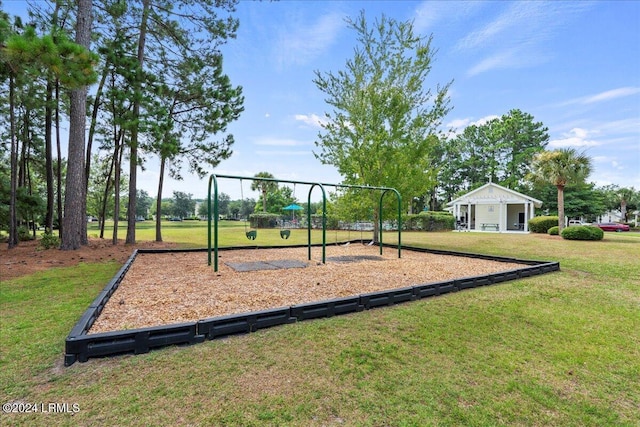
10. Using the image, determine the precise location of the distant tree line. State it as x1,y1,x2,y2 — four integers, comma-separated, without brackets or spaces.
2,6,636,250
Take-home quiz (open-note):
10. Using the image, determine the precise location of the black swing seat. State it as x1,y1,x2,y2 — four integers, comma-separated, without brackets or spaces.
280,229,290,239
246,230,257,240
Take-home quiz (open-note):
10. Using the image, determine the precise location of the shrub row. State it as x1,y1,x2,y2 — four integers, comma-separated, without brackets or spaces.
528,216,559,233
403,211,455,231
249,212,280,228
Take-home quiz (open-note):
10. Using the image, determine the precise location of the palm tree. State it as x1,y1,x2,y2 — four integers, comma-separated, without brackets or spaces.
251,172,278,212
529,148,592,232
616,187,637,223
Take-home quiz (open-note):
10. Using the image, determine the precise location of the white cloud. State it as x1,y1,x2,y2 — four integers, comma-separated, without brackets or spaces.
458,1,592,76
294,113,327,128
590,167,640,190
472,115,500,126
446,115,498,130
265,113,271,118
413,1,483,34
557,87,640,107
456,2,581,51
444,115,500,137
446,118,472,129
596,118,640,135
548,127,600,148
466,46,550,77
583,87,640,104
275,12,344,68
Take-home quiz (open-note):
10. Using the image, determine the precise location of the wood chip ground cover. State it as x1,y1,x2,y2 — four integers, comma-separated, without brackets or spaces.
88,244,524,334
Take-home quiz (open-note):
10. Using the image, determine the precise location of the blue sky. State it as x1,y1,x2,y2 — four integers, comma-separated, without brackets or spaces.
6,0,640,201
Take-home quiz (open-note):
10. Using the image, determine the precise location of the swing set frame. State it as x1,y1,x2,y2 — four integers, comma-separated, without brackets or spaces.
207,174,403,272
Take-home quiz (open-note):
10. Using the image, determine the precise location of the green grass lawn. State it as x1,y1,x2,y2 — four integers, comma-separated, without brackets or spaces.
89,219,381,247
1,229,639,426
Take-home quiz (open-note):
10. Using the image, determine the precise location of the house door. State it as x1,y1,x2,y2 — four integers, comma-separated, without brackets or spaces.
518,212,525,230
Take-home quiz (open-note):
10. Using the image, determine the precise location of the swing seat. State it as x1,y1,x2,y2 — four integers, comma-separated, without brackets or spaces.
280,229,290,239
246,230,257,240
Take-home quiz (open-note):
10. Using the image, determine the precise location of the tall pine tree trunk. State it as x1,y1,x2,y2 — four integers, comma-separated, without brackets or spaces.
155,156,166,242
18,112,28,189
85,67,108,200
45,80,54,233
112,132,123,245
55,80,63,237
8,74,18,249
45,0,59,235
61,0,92,250
99,134,118,239
126,0,151,245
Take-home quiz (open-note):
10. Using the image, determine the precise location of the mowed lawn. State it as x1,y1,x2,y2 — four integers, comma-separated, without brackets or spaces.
90,219,388,247
1,226,639,426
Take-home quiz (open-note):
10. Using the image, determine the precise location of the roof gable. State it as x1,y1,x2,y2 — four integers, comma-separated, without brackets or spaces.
447,182,543,207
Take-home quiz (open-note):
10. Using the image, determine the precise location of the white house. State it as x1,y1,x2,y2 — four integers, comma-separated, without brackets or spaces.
595,210,624,224
447,182,543,232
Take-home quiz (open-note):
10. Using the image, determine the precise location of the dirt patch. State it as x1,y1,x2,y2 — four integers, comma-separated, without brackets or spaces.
0,238,177,281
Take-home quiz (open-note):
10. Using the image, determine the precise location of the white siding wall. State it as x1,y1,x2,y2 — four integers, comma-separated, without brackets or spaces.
475,204,500,229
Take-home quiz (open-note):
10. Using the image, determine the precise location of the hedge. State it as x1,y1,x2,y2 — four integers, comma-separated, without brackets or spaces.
403,211,455,231
548,226,559,236
528,216,559,233
249,212,280,228
561,225,604,241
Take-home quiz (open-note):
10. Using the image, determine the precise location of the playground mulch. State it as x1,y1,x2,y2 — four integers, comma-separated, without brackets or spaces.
88,244,524,334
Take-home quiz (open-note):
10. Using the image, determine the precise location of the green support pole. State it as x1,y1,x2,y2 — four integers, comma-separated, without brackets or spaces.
378,188,402,257
307,183,327,263
396,190,402,258
207,175,212,266
379,193,384,255
207,174,220,271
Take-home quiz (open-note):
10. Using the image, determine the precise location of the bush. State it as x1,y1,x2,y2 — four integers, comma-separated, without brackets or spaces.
403,211,455,231
325,215,339,230
561,225,604,241
18,226,33,241
548,226,559,235
528,216,559,233
39,231,60,249
249,212,280,228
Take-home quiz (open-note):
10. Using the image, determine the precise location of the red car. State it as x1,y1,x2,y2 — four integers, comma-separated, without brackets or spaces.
595,222,630,232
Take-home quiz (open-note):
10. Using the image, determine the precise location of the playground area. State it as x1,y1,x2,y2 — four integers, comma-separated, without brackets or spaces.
88,243,525,334
63,175,558,364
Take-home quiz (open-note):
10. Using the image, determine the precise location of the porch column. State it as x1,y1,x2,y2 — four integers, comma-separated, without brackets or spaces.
467,202,471,230
524,202,529,232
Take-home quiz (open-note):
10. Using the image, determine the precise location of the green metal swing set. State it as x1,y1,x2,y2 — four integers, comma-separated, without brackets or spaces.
207,174,403,272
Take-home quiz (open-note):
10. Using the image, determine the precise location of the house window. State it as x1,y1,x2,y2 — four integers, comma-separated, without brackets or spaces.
488,205,494,212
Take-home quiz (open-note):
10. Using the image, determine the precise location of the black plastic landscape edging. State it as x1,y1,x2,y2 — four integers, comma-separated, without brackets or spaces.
64,242,560,366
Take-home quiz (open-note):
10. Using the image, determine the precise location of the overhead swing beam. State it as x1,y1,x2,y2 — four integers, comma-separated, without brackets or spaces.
207,174,402,272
